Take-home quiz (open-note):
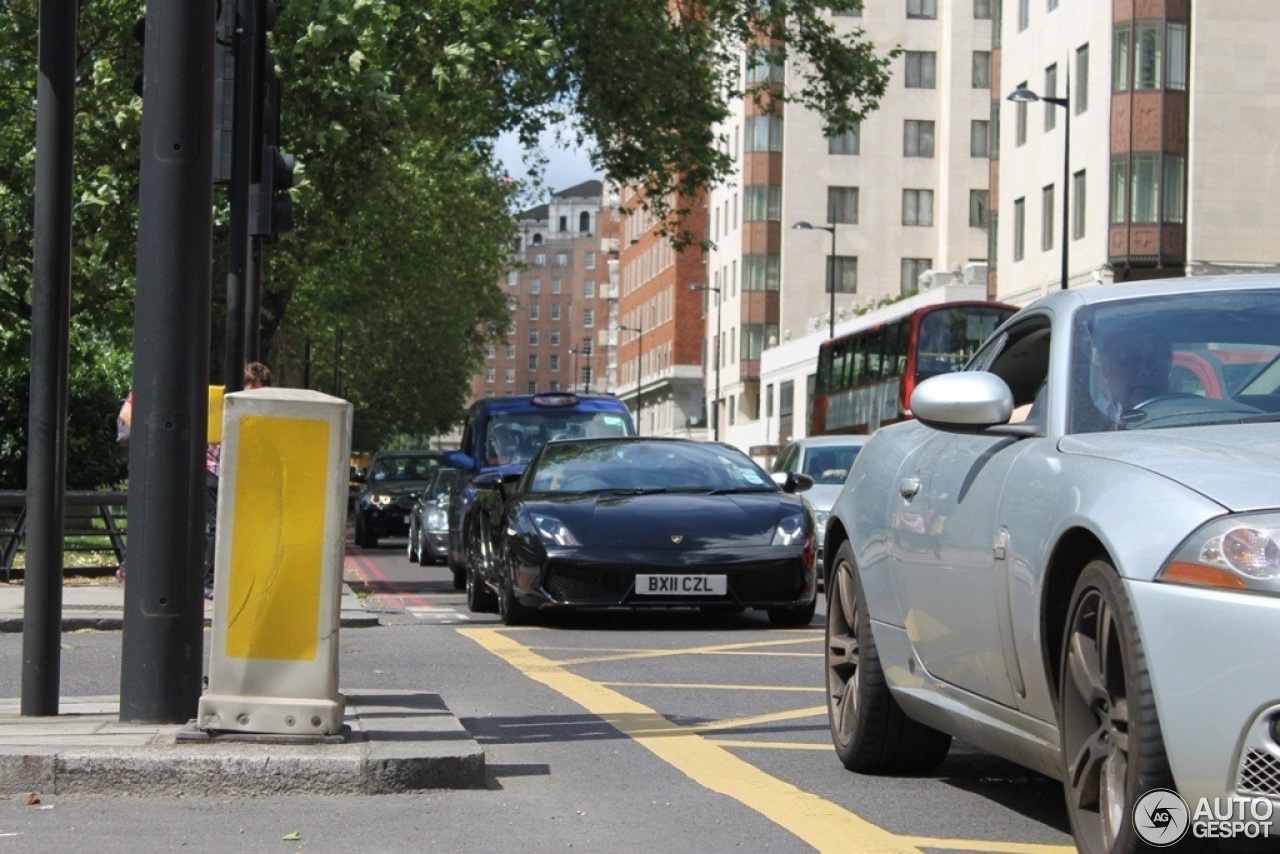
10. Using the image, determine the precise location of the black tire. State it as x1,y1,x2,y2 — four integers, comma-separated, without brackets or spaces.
416,528,432,567
406,521,420,563
354,514,376,549
1059,560,1172,854
499,573,535,626
767,596,817,628
464,516,498,613
826,540,952,774
451,566,465,591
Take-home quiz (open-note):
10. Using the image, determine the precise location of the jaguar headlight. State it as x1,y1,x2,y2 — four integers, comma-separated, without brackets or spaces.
531,513,580,547
1159,514,1280,595
772,512,808,547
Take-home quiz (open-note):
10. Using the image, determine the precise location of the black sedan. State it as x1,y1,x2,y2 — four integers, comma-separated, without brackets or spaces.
464,437,819,627
407,466,463,570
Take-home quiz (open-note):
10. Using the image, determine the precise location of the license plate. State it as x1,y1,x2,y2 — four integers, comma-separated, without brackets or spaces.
635,574,727,596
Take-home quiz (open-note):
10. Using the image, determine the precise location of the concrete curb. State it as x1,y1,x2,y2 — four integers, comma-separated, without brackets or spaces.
0,690,484,795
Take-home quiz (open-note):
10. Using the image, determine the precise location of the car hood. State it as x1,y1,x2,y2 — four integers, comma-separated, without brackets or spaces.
365,480,431,497
522,492,803,549
1058,425,1280,512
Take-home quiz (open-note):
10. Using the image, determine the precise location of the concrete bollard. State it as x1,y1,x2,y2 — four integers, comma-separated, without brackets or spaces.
197,388,353,738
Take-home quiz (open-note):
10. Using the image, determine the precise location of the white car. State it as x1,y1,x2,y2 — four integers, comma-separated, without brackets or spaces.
824,275,1280,853
771,435,867,564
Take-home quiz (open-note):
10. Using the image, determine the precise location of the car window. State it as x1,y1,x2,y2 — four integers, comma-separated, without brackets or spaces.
800,446,862,484
530,441,774,494
483,410,631,466
1070,290,1280,432
370,454,437,481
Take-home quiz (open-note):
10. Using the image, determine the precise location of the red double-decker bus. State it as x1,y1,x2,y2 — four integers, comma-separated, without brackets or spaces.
809,301,1015,436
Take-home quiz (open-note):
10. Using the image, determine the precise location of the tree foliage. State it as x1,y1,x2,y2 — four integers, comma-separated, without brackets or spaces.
1,0,893,472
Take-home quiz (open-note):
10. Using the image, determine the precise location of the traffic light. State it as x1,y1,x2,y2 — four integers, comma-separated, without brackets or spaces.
249,65,296,239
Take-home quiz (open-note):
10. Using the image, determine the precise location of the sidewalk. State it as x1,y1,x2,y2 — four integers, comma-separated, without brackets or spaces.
0,577,487,795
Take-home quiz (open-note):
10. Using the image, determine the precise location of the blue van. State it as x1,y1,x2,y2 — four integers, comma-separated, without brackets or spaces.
442,392,635,595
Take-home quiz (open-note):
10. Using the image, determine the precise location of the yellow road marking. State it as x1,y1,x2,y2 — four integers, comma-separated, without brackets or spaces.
602,681,824,693
460,627,1074,854
547,635,821,666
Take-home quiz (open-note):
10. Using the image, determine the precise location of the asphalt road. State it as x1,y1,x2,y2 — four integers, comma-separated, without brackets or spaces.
0,542,1078,853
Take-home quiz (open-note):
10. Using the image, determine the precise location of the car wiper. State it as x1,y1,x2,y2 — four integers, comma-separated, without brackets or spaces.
707,486,777,495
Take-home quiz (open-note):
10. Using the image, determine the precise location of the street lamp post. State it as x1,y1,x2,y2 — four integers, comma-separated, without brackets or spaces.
619,324,644,434
567,347,578,392
688,284,722,441
1007,72,1070,290
792,221,837,338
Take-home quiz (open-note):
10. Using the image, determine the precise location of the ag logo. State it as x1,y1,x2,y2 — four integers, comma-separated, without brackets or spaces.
1133,788,1189,846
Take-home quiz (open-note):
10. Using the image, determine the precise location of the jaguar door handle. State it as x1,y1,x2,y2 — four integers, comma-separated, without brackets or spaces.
899,477,921,500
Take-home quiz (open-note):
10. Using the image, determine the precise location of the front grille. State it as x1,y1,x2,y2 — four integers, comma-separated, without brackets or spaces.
1238,748,1280,796
545,564,630,604
395,495,417,510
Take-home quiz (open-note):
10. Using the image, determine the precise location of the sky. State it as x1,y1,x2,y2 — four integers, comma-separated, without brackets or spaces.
494,125,599,193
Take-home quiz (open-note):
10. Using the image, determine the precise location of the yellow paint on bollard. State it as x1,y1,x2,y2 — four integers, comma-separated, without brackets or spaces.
226,415,330,661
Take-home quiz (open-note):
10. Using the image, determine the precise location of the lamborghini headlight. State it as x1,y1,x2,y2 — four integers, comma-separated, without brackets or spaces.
1158,513,1280,595
771,512,808,547
531,513,581,547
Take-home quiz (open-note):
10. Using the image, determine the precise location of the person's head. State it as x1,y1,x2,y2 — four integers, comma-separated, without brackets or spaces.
1096,327,1172,410
243,362,272,390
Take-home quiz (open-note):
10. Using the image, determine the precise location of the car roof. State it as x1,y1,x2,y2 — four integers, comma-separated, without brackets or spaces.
1025,273,1280,313
783,435,870,449
469,392,630,416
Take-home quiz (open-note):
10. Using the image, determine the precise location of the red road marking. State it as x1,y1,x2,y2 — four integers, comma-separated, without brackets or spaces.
345,547,437,610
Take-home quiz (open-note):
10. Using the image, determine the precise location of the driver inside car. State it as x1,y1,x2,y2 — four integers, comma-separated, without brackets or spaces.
1088,326,1173,429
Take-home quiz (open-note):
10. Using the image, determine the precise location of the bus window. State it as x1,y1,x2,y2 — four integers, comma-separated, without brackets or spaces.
885,320,910,378
863,327,885,384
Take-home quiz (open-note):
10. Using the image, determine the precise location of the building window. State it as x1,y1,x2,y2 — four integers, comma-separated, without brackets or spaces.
1167,24,1188,90
974,0,991,18
1072,170,1086,239
485,344,496,359
829,256,857,294
1076,43,1089,113
779,380,794,418
504,367,515,384
743,254,781,291
583,280,595,298
765,384,774,418
904,120,935,157
902,189,934,227
1048,0,1058,10
551,278,561,294
506,343,516,358
746,46,785,84
550,354,560,371
740,324,778,360
907,0,937,19
828,187,859,224
506,296,517,310
744,185,782,221
1013,197,1026,261
550,303,561,320
901,258,931,294
1113,26,1130,91
579,212,590,233
585,251,596,269
832,2,861,16
971,120,990,157
1110,159,1127,224
1135,22,1162,90
528,303,539,321
828,123,860,155
558,215,567,232
1015,82,1028,146
528,330,538,347
485,367,495,384
745,115,784,152
534,253,546,266
529,279,540,295
527,382,536,394
904,51,937,88
1132,154,1159,223
972,51,991,89
1018,0,1029,31
549,330,560,347
970,190,990,228
1045,64,1058,131
555,252,569,267
528,355,538,371
583,308,594,327
1042,184,1056,251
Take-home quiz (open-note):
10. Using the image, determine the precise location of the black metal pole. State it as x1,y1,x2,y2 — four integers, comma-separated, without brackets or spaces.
713,291,721,442
119,0,215,724
223,0,261,392
827,232,835,340
22,0,78,717
1060,72,1071,291
245,236,262,362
